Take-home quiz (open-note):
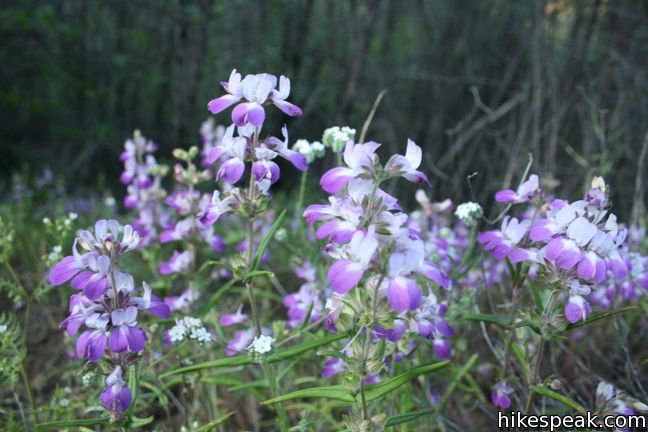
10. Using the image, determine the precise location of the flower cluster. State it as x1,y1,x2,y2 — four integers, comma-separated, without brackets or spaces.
120,130,168,246
49,219,170,418
305,138,453,383
208,69,302,127
479,175,631,323
168,316,212,345
322,126,357,152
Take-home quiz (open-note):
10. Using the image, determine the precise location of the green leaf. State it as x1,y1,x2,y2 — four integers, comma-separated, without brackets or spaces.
364,360,449,401
252,209,286,271
529,385,586,414
194,412,235,432
265,361,449,405
127,363,139,415
565,306,637,330
243,270,275,280
385,410,433,427
264,385,355,404
36,417,110,430
125,415,155,428
160,332,347,377
463,313,508,328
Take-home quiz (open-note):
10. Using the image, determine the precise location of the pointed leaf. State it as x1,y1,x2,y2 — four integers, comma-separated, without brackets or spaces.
160,332,347,377
194,412,235,431
253,209,286,271
263,385,355,404
364,360,449,401
529,385,587,414
36,418,110,430
565,306,637,331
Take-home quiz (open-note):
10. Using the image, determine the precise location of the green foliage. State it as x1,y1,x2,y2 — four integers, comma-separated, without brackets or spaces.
0,312,24,388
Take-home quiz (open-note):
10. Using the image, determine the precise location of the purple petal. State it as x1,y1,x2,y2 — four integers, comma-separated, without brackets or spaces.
432,338,452,360
216,158,245,184
564,296,591,323
205,146,225,165
109,328,128,353
320,167,354,194
232,102,265,127
49,256,82,285
327,260,363,294
387,277,421,313
126,327,147,352
495,189,518,203
272,99,303,117
207,94,240,114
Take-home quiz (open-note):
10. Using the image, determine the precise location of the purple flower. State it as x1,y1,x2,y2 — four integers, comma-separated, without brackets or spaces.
386,276,421,313
225,329,256,357
159,250,194,275
129,282,171,318
320,141,380,194
478,216,532,262
491,381,514,409
109,306,147,353
321,357,347,378
495,174,540,203
207,70,302,127
384,139,429,184
327,227,378,294
219,305,248,326
75,316,109,361
199,191,234,227
100,367,132,417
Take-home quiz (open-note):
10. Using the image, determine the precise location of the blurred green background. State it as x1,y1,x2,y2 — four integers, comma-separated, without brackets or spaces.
1,0,647,220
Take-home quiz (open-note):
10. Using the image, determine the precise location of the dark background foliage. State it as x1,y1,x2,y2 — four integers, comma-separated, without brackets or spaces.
1,0,647,220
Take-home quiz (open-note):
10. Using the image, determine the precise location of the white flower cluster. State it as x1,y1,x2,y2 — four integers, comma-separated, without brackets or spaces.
455,202,483,226
322,126,356,152
169,316,212,345
292,139,326,163
47,245,62,264
247,335,275,354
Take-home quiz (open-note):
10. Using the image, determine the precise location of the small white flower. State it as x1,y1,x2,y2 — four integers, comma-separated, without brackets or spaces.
322,126,356,152
168,323,187,343
42,217,50,224
59,398,70,407
104,196,116,207
292,139,326,162
247,335,275,354
169,316,212,345
0,324,7,333
68,212,78,221
274,227,287,241
455,202,483,226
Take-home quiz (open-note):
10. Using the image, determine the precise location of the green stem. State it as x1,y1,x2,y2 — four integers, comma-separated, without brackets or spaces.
21,363,39,424
295,169,308,219
359,335,370,421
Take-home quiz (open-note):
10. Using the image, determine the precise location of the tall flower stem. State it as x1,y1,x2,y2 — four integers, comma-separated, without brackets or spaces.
245,169,262,337
243,134,288,431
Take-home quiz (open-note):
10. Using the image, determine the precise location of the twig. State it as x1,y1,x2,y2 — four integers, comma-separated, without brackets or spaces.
358,90,387,144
